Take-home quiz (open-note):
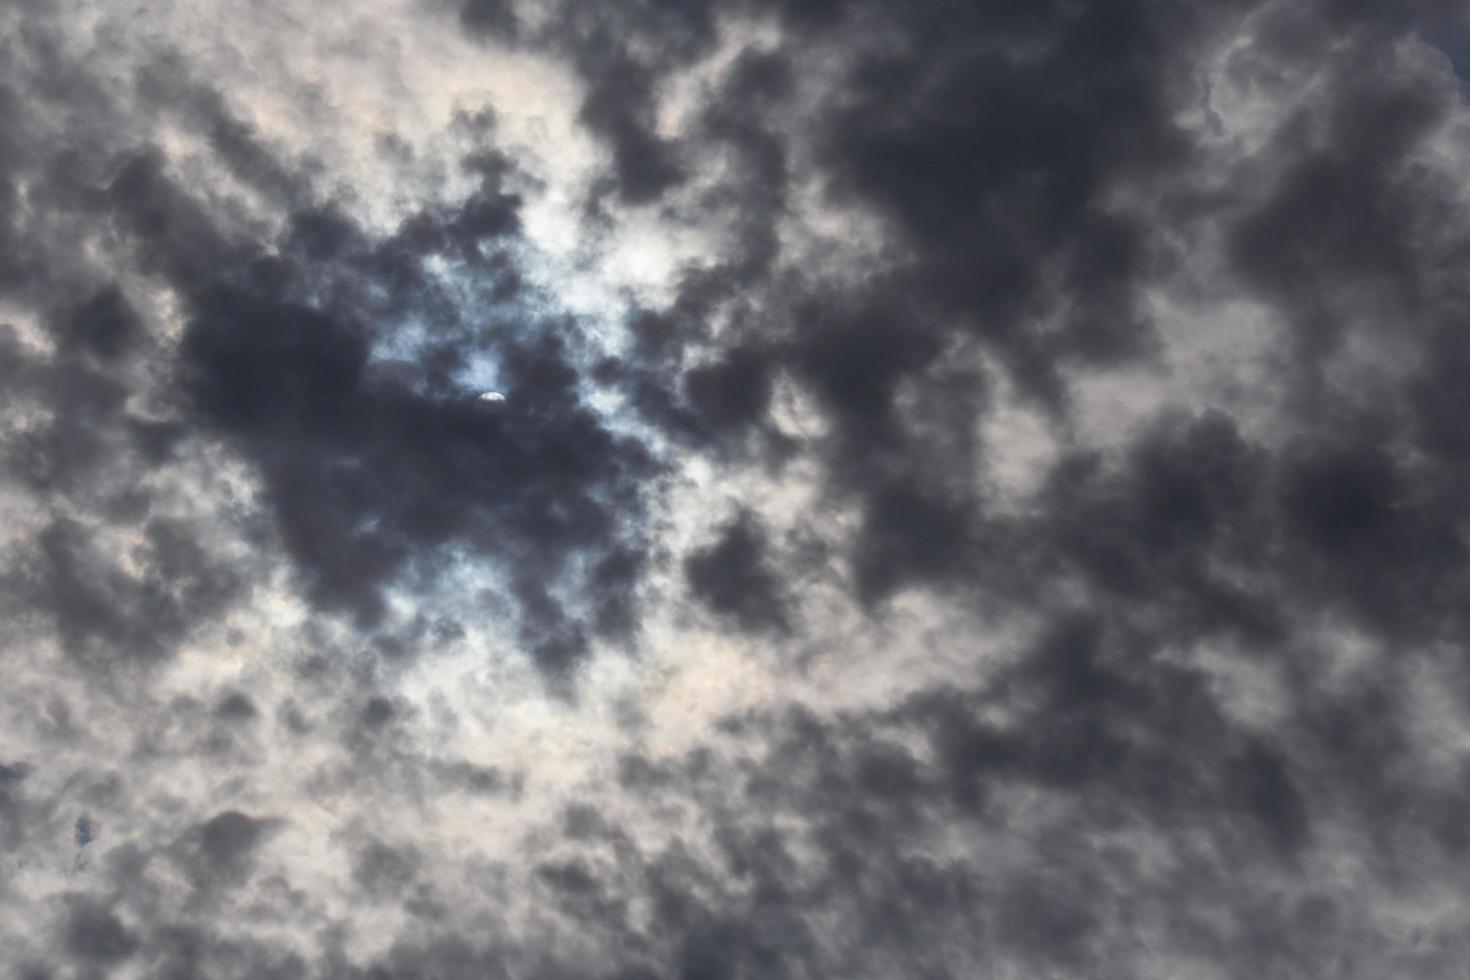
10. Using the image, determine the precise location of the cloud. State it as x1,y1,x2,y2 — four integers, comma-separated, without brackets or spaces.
684,511,789,631
3,0,1470,976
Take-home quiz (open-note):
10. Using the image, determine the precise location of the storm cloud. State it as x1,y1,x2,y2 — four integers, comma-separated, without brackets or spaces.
3,0,1470,976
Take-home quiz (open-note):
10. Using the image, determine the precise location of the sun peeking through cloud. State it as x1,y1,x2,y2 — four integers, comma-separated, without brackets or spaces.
2,0,1470,977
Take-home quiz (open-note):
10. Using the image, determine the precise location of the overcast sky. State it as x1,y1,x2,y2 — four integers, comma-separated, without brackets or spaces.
3,1,1470,977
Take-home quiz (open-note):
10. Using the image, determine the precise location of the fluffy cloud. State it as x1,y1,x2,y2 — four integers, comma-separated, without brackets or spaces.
3,0,1470,977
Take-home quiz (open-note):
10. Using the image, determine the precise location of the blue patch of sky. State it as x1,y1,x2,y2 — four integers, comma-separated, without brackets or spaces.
363,236,644,409
455,347,505,397
369,316,430,364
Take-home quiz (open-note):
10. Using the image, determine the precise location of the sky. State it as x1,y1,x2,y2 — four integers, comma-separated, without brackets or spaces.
3,0,1470,977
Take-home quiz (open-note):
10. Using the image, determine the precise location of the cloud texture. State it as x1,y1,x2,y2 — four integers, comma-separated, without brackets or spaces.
4,0,1470,976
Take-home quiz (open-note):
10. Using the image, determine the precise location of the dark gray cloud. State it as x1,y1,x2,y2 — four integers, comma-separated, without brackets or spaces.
2,0,1470,976
62,898,139,964
684,511,788,631
3,515,243,666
